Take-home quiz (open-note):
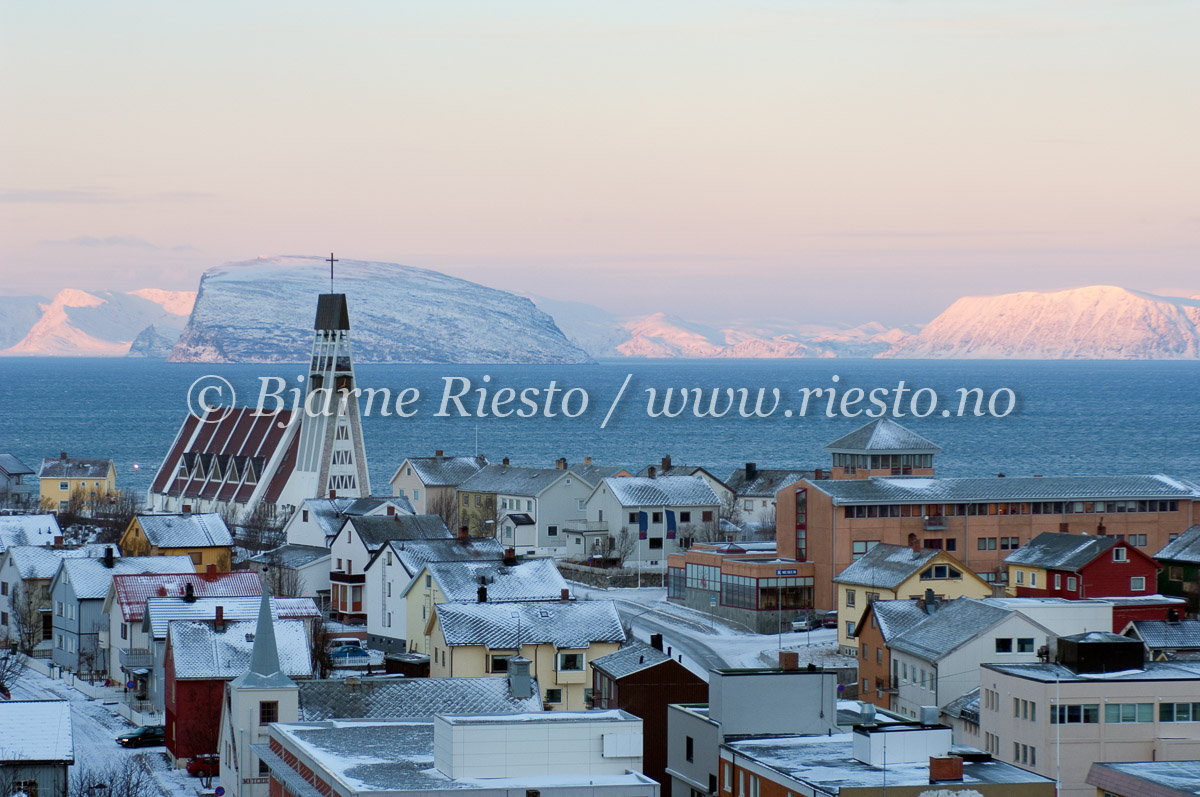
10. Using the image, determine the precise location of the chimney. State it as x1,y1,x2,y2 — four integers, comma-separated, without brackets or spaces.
1169,608,1180,622
1059,522,1070,533
184,583,196,602
215,605,225,632
477,584,488,603
647,466,657,479
778,650,800,670
60,451,68,461
103,547,114,569
997,473,1005,478
745,462,757,480
929,755,964,783
503,548,517,566
1097,518,1106,534
507,655,533,699
560,588,570,601
387,505,395,516
649,633,663,651
53,535,63,547
814,468,824,480
502,457,510,467
329,489,337,499
205,563,217,580
859,703,877,726
435,449,444,458
458,526,470,542
661,454,672,472
908,533,920,554
555,458,567,470
584,456,593,466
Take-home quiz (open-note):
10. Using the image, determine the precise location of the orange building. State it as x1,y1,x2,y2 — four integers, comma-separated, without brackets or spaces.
776,418,1200,611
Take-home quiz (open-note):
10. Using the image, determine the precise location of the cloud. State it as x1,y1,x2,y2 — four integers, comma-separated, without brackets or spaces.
44,235,195,251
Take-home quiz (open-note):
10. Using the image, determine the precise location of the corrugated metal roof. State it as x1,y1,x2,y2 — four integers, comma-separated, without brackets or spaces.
402,455,489,487
459,465,565,496
299,496,415,542
38,457,113,479
590,641,673,680
725,467,811,498
297,676,544,721
0,514,62,551
425,559,568,603
602,475,720,507
1128,620,1200,650
59,555,196,600
887,598,1013,661
823,418,942,453
833,544,940,589
345,514,452,550
942,687,980,725
145,594,320,639
249,544,330,569
372,537,505,577
0,453,35,476
3,544,111,580
435,600,625,649
1156,524,1200,564
809,473,1200,505
862,599,932,641
136,513,234,547
170,618,313,679
1003,531,1117,571
112,570,262,621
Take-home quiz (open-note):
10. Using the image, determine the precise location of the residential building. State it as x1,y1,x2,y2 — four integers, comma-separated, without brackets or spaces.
639,455,732,503
38,452,116,512
981,632,1200,797
720,716,1055,797
389,451,488,514
401,558,569,654
149,292,372,523
0,544,109,652
591,638,708,797
245,544,330,602
724,462,810,529
775,418,1200,611
281,495,412,549
328,513,450,624
0,700,73,797
165,616,312,765
0,453,36,507
119,513,235,573
851,597,938,710
1155,523,1200,614
833,541,992,654
362,535,504,652
258,710,656,796
425,599,625,710
1087,761,1200,797
0,513,62,552
582,475,721,565
666,664,839,797
666,541,815,633
1122,618,1200,660
49,551,194,674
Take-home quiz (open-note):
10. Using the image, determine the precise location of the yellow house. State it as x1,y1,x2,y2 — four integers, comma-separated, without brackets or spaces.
832,542,992,655
119,513,234,573
38,453,116,513
425,600,625,711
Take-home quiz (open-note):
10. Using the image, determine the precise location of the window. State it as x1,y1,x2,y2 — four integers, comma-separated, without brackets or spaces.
1017,638,1034,653
723,763,731,791
1014,697,1020,717
0,612,6,626
0,582,6,596
845,621,855,636
1054,573,1061,590
995,638,1013,653
558,652,584,672
648,537,663,550
921,564,961,581
628,512,638,524
258,757,270,776
490,655,510,673
977,537,997,550
259,701,278,725
1051,704,1099,724
679,511,691,523
12,781,38,797
1131,576,1146,591
1015,571,1024,585
1030,572,1037,587
852,540,879,560
846,589,856,607
876,647,882,664
547,525,558,537
413,489,420,501
652,512,663,524
55,601,63,617
60,481,69,491
685,735,694,762
121,623,128,640
861,644,867,659
1113,547,1127,562
702,511,714,523
1159,702,1200,722
544,688,563,704
1067,576,1077,591
1105,703,1153,723
190,552,203,565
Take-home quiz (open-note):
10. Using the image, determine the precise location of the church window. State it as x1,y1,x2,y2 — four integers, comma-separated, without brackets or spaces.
259,701,278,725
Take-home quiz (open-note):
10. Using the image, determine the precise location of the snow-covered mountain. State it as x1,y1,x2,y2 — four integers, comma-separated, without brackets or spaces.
0,289,194,357
883,286,1200,359
168,257,591,364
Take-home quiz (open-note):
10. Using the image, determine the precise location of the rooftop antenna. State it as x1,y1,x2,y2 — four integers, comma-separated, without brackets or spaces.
327,252,338,294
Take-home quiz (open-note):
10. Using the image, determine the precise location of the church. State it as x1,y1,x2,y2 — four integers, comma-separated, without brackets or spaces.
148,289,371,524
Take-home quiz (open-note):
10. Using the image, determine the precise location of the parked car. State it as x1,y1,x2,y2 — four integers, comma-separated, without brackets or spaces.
822,610,838,628
330,644,370,660
328,637,364,651
791,614,816,632
186,754,220,778
116,725,165,747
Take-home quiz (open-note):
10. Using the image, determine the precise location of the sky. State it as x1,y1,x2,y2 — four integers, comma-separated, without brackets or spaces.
1,0,1197,327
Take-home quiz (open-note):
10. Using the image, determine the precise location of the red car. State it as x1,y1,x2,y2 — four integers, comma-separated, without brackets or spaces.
186,754,220,778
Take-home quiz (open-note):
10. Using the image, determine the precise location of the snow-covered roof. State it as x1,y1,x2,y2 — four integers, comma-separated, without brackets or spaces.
459,464,565,496
1156,524,1200,564
111,570,262,621
887,598,1015,661
135,513,234,547
145,594,319,639
942,686,981,725
808,473,1200,505
0,453,35,477
1089,760,1200,797
858,599,932,641
1003,531,1118,570
832,544,940,589
600,475,720,507
435,600,625,649
590,641,674,680
249,544,331,569
397,455,489,488
724,466,810,498
421,559,567,604
824,418,942,454
570,464,630,486
1126,619,1200,650
38,456,113,479
300,497,416,541
2,544,111,580
0,700,73,763
982,659,1200,682
0,514,62,551
344,515,452,550
170,618,313,679
58,555,196,600
297,676,543,721
369,537,504,577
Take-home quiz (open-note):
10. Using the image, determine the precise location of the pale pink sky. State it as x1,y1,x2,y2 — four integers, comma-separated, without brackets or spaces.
1,1,1197,326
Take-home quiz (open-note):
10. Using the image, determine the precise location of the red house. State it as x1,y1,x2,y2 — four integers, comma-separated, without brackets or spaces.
164,616,312,764
1004,531,1179,629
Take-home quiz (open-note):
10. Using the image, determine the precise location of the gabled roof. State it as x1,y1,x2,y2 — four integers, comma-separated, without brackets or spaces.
38,456,113,479
824,418,942,454
0,453,35,477
134,513,234,547
0,514,62,551
458,464,566,497
1156,524,1200,564
0,700,73,763
724,466,811,498
888,598,1028,661
1003,531,1118,571
420,559,568,603
600,475,720,507
169,617,312,680
343,514,452,551
434,600,625,649
392,455,489,488
111,570,262,622
855,599,934,642
366,537,505,576
570,464,630,486
806,474,1200,505
833,544,940,589
249,544,330,569
2,544,111,580
297,496,415,542
296,676,543,721
590,641,675,680
144,594,320,639
1125,619,1200,651
942,687,981,725
57,555,196,600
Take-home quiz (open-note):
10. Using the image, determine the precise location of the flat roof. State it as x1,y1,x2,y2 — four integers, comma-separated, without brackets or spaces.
983,660,1200,683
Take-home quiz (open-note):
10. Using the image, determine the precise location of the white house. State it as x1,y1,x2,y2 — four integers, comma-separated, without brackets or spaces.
579,476,721,566
281,495,412,549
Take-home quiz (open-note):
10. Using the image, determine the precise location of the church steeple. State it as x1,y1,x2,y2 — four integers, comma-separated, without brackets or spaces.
232,591,295,689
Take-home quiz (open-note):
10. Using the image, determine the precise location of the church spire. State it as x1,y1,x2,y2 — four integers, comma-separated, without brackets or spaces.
249,590,281,678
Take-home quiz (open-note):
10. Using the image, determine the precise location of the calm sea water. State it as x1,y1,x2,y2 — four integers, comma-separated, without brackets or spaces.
1,358,1198,498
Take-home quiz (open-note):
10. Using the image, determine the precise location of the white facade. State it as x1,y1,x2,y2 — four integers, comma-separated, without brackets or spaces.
584,481,719,566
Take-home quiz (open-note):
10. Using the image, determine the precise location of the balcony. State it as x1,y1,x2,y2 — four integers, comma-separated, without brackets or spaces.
118,648,154,670
923,515,947,531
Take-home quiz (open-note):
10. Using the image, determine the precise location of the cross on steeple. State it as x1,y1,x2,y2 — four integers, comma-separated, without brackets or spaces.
327,252,338,294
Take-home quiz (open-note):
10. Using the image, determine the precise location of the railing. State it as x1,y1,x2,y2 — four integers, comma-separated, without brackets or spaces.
118,648,154,669
923,515,947,531
562,520,609,532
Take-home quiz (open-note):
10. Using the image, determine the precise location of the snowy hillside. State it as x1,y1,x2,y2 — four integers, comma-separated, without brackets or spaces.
168,257,591,364
883,285,1200,359
0,289,194,357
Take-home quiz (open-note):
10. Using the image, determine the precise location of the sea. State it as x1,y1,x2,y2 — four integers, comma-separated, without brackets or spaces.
1,358,1198,498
